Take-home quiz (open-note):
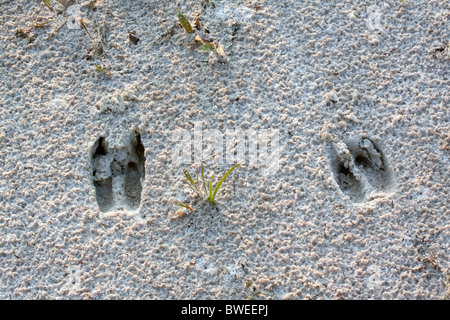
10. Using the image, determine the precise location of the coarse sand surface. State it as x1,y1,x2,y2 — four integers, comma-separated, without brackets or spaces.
0,0,449,299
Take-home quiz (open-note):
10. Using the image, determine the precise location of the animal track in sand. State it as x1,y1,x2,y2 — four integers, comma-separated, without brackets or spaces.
329,137,395,203
91,131,145,212
347,137,395,192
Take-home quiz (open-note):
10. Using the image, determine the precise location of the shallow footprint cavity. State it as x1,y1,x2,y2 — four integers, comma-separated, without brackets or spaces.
329,137,395,203
91,131,145,212
329,142,365,203
347,137,395,192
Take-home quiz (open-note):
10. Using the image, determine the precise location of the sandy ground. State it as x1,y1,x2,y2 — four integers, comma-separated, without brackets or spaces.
0,0,449,299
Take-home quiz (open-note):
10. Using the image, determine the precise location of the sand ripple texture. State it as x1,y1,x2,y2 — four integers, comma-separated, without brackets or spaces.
0,0,448,299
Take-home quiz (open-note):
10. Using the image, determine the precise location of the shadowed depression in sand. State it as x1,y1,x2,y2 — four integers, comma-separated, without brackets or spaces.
0,0,448,300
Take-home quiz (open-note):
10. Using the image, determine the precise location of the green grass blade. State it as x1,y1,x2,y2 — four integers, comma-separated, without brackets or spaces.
175,7,194,34
211,163,240,202
42,0,54,11
182,168,195,185
172,200,184,207
182,168,199,194
208,174,214,202
171,200,194,211
197,43,215,52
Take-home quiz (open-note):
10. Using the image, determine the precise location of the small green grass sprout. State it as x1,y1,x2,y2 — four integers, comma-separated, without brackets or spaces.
174,162,240,212
171,8,227,63
182,166,202,196
197,42,216,52
201,163,240,204
171,200,195,212
175,7,194,34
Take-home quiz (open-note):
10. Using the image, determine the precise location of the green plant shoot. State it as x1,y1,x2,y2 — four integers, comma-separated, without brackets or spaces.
201,163,240,204
182,167,201,196
197,43,215,52
171,200,195,211
175,8,194,34
174,163,240,212
95,64,103,72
